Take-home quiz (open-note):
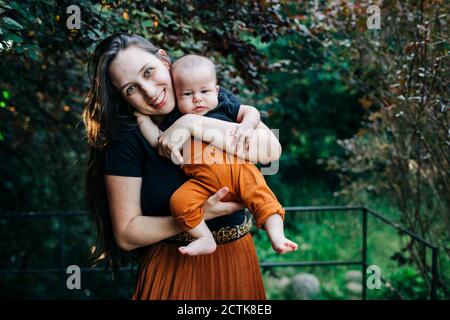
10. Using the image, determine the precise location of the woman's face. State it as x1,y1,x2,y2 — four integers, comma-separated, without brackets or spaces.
109,46,176,116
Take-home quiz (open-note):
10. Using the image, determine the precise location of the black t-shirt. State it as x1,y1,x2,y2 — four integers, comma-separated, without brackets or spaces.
104,88,245,230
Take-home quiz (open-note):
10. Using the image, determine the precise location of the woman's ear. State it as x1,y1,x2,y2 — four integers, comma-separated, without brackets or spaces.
158,49,171,70
158,49,168,57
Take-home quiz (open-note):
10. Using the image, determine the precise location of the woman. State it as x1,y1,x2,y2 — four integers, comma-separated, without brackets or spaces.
82,33,282,299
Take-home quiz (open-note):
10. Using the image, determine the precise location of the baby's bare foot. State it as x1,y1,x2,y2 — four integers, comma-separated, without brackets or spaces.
270,237,298,254
178,237,217,256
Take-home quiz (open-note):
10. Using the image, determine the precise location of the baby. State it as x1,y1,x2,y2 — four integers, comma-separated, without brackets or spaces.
136,54,298,256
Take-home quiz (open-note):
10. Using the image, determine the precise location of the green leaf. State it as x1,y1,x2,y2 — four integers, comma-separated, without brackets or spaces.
2,90,10,100
2,17,23,30
0,1,12,10
149,7,162,16
142,20,153,28
3,32,22,43
9,1,22,12
26,48,38,60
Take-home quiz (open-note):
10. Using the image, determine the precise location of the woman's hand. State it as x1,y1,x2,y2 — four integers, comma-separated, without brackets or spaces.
203,187,245,220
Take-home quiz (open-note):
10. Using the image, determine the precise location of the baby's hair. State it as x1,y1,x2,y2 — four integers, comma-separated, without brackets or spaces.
172,54,216,81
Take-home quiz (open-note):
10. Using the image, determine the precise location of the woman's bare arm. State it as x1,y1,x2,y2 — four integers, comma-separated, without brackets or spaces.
105,175,244,251
158,107,282,164
105,175,181,251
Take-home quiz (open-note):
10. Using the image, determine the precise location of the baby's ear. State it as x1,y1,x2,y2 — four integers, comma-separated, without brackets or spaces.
215,85,220,95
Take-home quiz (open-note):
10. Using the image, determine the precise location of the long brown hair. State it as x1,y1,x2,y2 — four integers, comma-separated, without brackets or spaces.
82,34,169,272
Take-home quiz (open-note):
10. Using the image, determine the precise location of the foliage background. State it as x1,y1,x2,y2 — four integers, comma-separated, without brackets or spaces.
0,0,448,299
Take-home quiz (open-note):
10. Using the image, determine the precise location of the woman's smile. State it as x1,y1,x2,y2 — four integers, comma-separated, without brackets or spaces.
147,88,167,109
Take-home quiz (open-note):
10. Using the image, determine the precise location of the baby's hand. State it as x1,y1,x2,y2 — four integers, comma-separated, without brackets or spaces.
134,111,161,149
232,123,254,153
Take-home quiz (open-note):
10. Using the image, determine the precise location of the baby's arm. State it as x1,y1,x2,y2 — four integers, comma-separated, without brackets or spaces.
135,112,161,148
233,105,261,153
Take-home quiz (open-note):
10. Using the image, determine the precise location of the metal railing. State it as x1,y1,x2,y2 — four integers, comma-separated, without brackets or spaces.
259,206,439,300
0,206,439,299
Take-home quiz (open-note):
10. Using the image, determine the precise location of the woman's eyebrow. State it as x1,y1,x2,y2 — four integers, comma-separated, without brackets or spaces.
138,62,152,73
119,62,153,91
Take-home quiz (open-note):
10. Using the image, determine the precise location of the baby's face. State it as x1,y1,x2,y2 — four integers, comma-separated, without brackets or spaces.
173,65,219,115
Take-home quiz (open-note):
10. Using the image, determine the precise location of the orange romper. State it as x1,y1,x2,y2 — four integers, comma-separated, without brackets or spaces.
170,139,285,231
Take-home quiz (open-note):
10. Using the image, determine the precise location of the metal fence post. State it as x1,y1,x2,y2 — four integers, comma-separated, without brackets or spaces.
362,207,368,300
431,247,438,300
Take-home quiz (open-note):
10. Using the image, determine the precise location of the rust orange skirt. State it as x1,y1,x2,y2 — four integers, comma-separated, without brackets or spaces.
132,233,266,300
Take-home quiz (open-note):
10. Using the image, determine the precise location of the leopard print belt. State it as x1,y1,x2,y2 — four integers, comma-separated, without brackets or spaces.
166,214,252,245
